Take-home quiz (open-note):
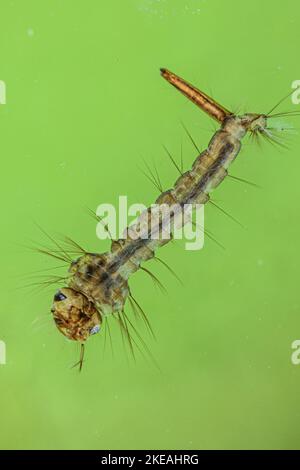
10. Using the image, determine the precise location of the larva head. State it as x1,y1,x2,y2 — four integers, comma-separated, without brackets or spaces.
241,113,267,133
51,287,102,342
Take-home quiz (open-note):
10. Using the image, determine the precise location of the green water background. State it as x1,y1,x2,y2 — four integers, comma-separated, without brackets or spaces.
1,0,300,450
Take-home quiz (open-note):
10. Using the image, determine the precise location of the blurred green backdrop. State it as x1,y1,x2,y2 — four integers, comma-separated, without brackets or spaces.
1,0,300,450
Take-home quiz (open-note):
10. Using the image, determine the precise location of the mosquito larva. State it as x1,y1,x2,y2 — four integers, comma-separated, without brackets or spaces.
49,68,296,368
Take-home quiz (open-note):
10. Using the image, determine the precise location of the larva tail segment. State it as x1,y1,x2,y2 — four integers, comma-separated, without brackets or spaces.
160,68,233,123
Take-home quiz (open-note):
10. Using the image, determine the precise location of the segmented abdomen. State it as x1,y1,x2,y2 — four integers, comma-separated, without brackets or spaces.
68,117,244,315
108,118,243,279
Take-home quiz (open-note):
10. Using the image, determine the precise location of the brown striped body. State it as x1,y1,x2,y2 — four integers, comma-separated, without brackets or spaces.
51,69,268,343
64,115,254,316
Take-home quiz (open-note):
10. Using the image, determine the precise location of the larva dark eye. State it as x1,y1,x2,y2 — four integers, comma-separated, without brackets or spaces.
54,291,67,302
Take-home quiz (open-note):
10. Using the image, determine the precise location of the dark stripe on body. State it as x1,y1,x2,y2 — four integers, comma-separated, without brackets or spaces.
185,141,234,203
107,140,237,274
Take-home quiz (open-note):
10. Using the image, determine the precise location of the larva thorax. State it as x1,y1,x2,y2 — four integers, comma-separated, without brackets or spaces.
68,253,129,315
51,70,268,345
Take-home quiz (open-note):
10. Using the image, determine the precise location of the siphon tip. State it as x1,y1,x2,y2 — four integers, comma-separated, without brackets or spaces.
160,68,173,83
